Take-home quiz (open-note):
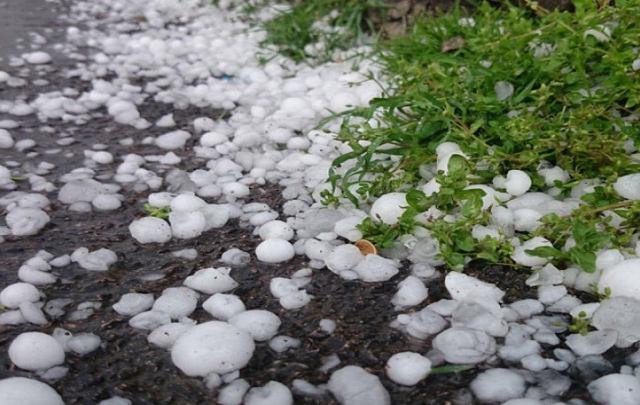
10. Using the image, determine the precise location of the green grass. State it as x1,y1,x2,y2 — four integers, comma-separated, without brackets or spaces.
260,0,388,62
324,0,640,272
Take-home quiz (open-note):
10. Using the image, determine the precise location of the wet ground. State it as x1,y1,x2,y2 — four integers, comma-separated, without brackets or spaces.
0,1,633,404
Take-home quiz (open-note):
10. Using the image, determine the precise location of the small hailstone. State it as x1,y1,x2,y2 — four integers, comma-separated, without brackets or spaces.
19,302,47,325
353,255,399,282
229,310,281,342
470,368,526,403
152,287,198,319
369,193,407,225
77,248,117,271
92,194,121,211
325,244,364,273
319,319,336,334
495,81,514,101
386,352,432,386
98,396,132,405
511,237,553,267
279,290,312,309
0,282,40,308
91,151,113,164
67,333,101,356
23,51,52,64
445,272,504,306
222,182,250,199
0,129,14,148
598,259,640,299
244,381,293,405
256,239,295,263
184,267,238,294
147,323,193,349
218,379,251,405
6,207,50,236
129,310,171,330
270,278,300,299
521,354,547,372
334,216,364,241
391,276,428,309
505,170,532,196
155,130,190,150
258,220,294,241
269,336,301,353
203,293,246,321
0,377,64,405
433,327,496,364
538,285,567,305
171,321,255,376
566,330,618,357
172,248,198,260
156,113,175,127
38,366,69,382
9,332,65,371
169,210,206,239
220,248,251,266
113,293,154,316
327,366,390,405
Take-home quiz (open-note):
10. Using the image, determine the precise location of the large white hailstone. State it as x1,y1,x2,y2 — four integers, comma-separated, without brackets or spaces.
592,297,640,347
325,244,364,274
155,130,191,150
588,374,640,405
256,239,295,263
470,368,526,403
129,217,172,244
328,366,390,405
539,166,569,186
152,287,199,319
76,248,117,271
9,332,65,371
385,352,432,386
0,282,40,308
23,51,52,64
171,321,255,376
334,215,364,242
391,276,428,309
513,208,543,232
169,210,206,239
330,92,360,113
433,327,496,364
369,193,407,225
112,293,154,316
184,267,238,294
258,220,294,241
445,272,504,306
229,310,281,342
0,377,64,405
200,205,229,230
6,207,50,236
244,381,294,405
504,170,532,196
598,259,640,299
353,255,399,282
203,293,246,321
511,237,554,267
170,194,207,212
613,174,640,200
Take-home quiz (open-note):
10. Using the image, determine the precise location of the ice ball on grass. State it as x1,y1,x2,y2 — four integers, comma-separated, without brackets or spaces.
113,293,154,316
504,170,531,196
203,293,245,321
328,366,390,405
433,327,496,364
0,377,63,405
9,332,65,371
588,373,640,405
229,310,281,342
386,352,431,386
129,216,172,244
152,287,198,319
369,193,407,225
391,276,428,309
470,368,526,403
258,220,294,241
0,282,40,308
256,239,295,263
6,207,50,236
511,237,554,268
614,174,640,200
598,259,640,299
244,381,293,405
184,267,238,294
171,321,255,377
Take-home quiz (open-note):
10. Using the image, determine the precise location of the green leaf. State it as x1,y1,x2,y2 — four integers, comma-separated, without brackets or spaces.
570,248,597,273
525,246,563,258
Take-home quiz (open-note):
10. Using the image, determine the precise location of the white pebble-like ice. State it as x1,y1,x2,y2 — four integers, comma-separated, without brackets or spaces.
23,51,52,64
353,255,399,282
255,239,295,263
184,267,238,294
0,129,14,149
391,276,428,309
148,323,193,349
613,173,640,200
229,310,281,342
155,130,191,150
9,332,65,371
328,366,390,405
152,287,198,319
588,373,640,405
171,321,255,376
470,368,526,403
385,352,431,386
0,377,64,405
244,381,293,405
67,333,101,356
598,259,640,298
0,282,40,308
76,248,117,271
433,327,496,364
203,293,246,321
504,170,532,196
258,220,294,241
6,207,50,236
369,193,407,225
129,217,172,244
113,293,154,316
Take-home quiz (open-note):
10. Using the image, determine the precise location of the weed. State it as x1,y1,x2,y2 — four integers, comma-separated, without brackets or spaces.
144,204,171,220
